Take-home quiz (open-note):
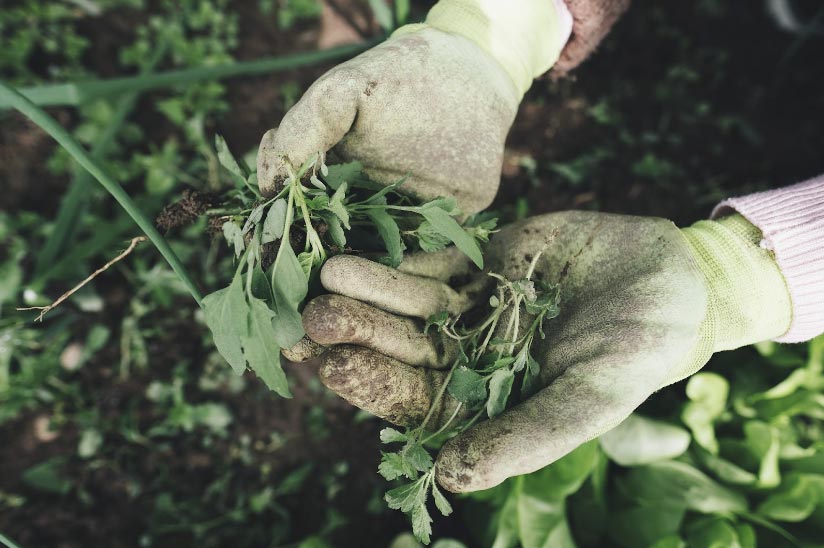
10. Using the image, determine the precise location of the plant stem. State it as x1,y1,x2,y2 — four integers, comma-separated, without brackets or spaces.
0,81,204,307
0,532,22,548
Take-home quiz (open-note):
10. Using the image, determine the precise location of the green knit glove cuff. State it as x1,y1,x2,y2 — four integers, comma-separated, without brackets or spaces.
393,0,571,98
666,214,792,385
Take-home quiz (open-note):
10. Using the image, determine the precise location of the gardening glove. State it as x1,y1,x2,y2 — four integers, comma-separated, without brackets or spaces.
257,0,574,214
297,210,792,492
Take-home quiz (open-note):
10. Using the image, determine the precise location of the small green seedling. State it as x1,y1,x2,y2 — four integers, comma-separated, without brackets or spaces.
205,136,496,397
379,253,561,543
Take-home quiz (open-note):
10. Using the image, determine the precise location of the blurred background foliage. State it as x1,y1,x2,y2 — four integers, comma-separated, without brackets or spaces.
1,0,823,546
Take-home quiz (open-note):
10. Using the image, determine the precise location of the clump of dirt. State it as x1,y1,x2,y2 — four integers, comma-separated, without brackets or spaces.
155,188,216,232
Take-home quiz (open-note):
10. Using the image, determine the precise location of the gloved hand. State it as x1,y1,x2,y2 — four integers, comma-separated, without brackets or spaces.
294,211,792,492
256,0,573,214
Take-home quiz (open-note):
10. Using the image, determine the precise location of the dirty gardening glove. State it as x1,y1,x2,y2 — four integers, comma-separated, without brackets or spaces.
298,211,791,492
257,0,572,213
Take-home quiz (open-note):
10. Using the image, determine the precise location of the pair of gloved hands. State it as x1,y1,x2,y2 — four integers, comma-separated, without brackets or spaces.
255,0,792,492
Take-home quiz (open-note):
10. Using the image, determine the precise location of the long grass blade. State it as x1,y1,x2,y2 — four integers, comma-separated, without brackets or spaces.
0,81,203,306
0,40,378,109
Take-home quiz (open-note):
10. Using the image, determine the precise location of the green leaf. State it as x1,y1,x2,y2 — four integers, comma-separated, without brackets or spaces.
412,502,433,545
405,443,434,473
743,421,780,488
386,480,423,513
327,182,351,229
250,263,274,303
757,473,822,521
618,460,748,515
681,372,729,454
685,517,742,548
309,174,326,190
272,285,305,349
528,440,600,501
432,483,453,516
215,134,248,186
270,240,307,348
241,297,291,397
487,369,514,418
599,414,691,466
448,366,488,404
369,0,394,32
22,457,71,495
273,239,308,307
607,506,685,548
261,198,287,244
242,204,265,235
323,161,362,190
380,427,408,444
416,220,451,253
419,206,483,269
694,449,757,485
364,176,409,203
365,208,403,267
647,536,686,548
379,452,409,481
322,213,346,249
489,479,520,548
222,220,245,257
517,493,574,548
202,274,249,375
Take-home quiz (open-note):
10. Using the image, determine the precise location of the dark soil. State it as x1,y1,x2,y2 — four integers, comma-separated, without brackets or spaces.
1,0,823,546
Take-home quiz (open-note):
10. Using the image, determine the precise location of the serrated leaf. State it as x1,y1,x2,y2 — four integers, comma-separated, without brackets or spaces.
378,452,408,481
202,274,248,375
412,502,433,545
487,369,515,418
431,483,453,516
419,206,483,269
386,481,423,512
447,366,487,403
305,194,329,210
261,199,287,244
416,221,451,253
380,428,408,444
405,443,434,473
241,298,291,397
365,208,403,267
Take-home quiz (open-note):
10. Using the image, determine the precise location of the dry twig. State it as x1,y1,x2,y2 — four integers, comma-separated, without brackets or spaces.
18,236,147,321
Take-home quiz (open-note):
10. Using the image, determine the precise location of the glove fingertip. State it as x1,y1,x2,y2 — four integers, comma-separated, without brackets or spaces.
435,438,480,493
281,336,325,362
257,128,283,197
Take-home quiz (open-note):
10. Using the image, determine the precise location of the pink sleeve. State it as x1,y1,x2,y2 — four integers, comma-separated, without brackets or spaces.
712,175,824,343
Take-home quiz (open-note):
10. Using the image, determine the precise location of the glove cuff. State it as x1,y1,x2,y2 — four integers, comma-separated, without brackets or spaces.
394,0,573,98
681,214,792,354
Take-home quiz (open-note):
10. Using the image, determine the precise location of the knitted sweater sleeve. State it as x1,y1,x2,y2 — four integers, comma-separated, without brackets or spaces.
712,175,824,343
